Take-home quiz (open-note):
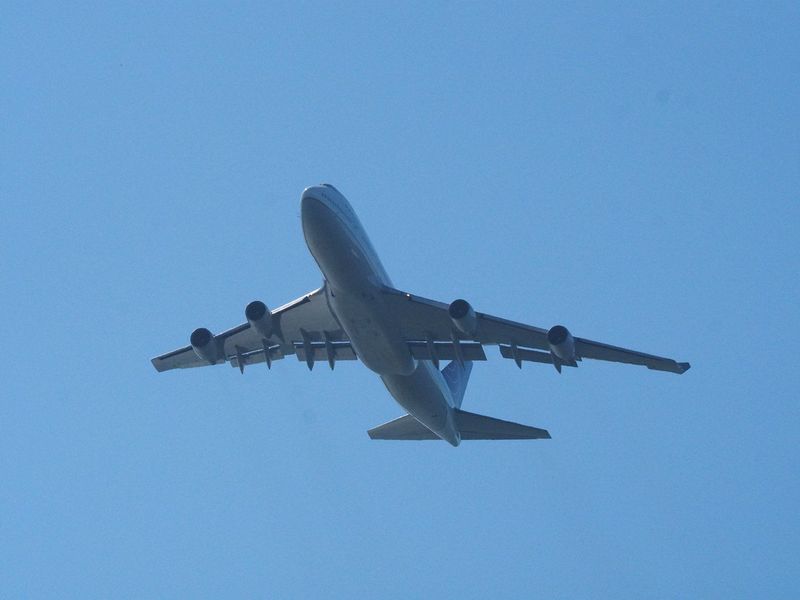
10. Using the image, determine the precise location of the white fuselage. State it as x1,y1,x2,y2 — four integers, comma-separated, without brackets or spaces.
301,185,461,446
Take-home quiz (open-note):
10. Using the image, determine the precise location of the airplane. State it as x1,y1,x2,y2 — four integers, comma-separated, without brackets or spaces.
152,184,690,446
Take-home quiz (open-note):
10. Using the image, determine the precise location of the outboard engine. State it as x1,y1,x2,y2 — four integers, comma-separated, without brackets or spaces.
547,325,576,362
246,300,272,338
190,327,222,364
449,299,478,337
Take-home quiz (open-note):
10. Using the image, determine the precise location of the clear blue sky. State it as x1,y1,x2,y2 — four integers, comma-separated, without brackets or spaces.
2,2,798,598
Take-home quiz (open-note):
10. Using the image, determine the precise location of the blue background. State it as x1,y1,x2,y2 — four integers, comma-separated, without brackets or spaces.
2,3,798,597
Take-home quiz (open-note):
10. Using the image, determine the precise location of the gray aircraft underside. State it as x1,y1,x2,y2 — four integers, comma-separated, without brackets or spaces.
152,184,690,446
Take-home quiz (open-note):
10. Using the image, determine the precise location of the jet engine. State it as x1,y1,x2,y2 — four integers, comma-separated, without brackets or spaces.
547,325,576,362
448,299,478,337
245,300,272,338
190,327,222,363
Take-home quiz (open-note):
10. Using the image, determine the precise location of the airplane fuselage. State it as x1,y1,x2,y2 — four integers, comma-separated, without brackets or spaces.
301,185,461,446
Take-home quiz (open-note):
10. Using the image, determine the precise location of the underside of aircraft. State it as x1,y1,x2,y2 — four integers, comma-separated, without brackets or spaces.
152,184,689,446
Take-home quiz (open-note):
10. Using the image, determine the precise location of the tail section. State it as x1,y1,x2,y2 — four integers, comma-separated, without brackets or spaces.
441,360,472,408
368,360,550,442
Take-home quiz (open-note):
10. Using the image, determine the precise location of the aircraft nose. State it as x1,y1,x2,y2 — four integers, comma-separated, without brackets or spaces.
301,186,331,221
301,184,349,224
301,185,325,204
302,184,343,213
301,185,341,245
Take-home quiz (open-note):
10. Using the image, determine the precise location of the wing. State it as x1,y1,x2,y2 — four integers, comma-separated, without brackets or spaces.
151,285,347,372
379,286,690,374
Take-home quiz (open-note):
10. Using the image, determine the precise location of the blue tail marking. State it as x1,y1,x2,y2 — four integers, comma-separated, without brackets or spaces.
441,360,473,408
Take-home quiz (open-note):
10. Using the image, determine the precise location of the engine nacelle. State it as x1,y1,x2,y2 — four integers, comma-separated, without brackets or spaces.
190,327,222,363
547,325,576,361
245,300,272,338
448,299,478,338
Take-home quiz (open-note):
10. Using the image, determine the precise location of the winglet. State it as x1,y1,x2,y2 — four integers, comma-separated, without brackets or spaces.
677,362,691,374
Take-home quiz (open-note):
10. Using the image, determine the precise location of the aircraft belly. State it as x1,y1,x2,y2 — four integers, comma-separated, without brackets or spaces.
381,362,460,446
330,289,416,376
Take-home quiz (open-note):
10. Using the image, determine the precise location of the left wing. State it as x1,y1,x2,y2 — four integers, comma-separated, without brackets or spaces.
379,286,690,374
151,286,347,372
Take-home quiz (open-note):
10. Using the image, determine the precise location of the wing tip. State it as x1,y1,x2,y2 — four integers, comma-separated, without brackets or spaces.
151,357,169,372
677,362,691,374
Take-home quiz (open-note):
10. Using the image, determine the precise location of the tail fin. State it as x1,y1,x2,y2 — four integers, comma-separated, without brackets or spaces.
441,360,472,408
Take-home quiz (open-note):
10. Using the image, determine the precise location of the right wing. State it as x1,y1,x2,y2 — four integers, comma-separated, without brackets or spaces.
151,286,347,372
380,286,690,374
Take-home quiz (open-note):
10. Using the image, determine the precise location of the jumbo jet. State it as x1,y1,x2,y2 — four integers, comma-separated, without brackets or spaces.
152,184,689,446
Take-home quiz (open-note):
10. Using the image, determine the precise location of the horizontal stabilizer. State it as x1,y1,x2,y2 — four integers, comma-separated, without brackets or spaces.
367,410,550,441
368,415,439,440
454,409,551,440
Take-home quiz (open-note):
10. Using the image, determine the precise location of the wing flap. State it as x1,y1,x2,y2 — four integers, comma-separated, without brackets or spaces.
294,341,358,363
498,344,579,368
229,343,285,369
407,341,487,362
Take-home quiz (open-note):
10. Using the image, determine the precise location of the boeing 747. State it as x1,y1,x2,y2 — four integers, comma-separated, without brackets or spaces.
152,184,689,446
